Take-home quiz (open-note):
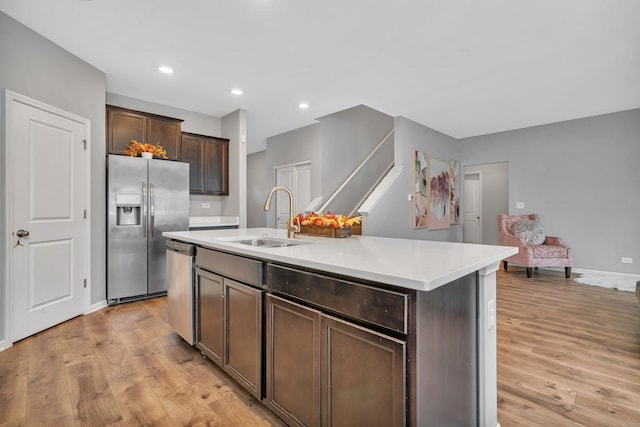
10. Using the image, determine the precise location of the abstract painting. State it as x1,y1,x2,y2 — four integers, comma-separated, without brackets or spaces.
412,150,428,228
427,156,450,230
449,159,460,225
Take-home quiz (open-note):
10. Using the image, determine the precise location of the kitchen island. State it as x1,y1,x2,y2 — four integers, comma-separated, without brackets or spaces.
164,228,517,427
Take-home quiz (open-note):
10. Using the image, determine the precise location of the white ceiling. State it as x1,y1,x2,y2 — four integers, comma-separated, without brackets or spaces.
2,0,639,153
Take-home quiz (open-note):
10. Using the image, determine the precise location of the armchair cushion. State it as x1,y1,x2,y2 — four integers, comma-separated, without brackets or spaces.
513,219,546,245
532,245,568,258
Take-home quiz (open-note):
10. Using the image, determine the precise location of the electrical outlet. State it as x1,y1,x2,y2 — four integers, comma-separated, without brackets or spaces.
621,257,633,264
202,202,210,209
516,202,525,209
488,299,496,329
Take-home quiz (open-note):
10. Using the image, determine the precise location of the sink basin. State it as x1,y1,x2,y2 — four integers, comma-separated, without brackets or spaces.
232,237,312,248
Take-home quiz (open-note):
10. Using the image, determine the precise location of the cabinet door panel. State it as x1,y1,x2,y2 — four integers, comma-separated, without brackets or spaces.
147,116,181,160
181,135,204,193
108,108,145,155
196,269,224,367
266,295,321,427
225,279,263,399
321,315,406,427
204,139,229,195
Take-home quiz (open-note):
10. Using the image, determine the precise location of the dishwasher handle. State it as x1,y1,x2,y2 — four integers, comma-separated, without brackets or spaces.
166,240,195,256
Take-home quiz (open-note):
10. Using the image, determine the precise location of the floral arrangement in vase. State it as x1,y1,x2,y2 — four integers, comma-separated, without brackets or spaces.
124,140,168,159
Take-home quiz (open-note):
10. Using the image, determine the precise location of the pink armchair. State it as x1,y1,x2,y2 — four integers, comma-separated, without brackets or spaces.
497,214,573,278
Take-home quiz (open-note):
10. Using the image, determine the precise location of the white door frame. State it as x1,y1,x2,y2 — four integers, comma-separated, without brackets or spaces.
463,170,483,244
2,90,92,350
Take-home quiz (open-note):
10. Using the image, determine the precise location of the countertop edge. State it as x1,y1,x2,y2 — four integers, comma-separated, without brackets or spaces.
164,229,518,292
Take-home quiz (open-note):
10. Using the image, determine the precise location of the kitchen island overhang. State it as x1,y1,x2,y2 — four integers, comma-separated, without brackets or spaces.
164,228,518,427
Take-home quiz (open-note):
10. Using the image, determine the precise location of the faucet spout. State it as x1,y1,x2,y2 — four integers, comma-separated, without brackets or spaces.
263,186,300,239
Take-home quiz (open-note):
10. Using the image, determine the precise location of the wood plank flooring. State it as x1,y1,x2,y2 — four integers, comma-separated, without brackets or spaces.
497,267,640,426
0,297,285,427
0,269,638,426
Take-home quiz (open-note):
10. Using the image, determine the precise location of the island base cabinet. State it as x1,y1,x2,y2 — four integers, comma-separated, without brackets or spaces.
196,269,263,400
224,279,263,400
265,295,321,427
266,294,406,427
321,315,406,427
196,269,224,367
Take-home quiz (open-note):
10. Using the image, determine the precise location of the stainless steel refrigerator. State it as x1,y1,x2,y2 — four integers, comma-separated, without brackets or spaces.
107,155,189,303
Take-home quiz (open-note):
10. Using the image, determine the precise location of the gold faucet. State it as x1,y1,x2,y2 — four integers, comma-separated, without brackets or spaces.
263,186,300,239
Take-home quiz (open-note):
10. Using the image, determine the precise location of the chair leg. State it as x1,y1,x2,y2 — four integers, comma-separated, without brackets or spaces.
526,267,532,278
503,260,508,271
565,267,571,278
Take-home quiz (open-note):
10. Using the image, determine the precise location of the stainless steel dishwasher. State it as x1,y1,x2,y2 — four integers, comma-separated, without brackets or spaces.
166,240,196,344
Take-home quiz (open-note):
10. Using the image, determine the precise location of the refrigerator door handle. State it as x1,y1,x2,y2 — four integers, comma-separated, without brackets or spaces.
150,182,155,238
142,182,147,238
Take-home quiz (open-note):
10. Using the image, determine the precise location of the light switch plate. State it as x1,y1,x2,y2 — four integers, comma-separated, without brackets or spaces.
488,299,496,329
202,202,210,209
516,202,525,209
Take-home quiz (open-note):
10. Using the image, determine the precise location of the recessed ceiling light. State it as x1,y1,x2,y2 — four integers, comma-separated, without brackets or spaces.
299,103,309,109
231,88,243,95
158,65,174,74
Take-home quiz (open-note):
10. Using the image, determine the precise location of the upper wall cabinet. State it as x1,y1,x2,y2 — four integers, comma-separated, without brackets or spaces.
182,132,229,195
107,105,183,160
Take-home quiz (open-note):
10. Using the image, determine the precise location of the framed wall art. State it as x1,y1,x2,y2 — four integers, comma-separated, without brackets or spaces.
427,156,450,230
412,150,428,228
449,159,460,225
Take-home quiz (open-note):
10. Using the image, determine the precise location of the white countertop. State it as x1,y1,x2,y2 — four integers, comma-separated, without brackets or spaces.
163,228,518,292
189,216,239,228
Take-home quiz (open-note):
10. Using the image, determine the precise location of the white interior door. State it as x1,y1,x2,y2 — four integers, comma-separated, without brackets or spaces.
295,163,312,214
275,166,294,229
463,172,482,244
275,163,311,229
7,93,90,342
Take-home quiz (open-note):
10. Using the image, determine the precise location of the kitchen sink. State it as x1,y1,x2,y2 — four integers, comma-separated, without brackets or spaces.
232,237,312,248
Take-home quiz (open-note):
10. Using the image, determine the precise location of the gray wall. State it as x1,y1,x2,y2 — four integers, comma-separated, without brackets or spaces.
317,105,394,197
264,105,394,226
365,116,463,241
0,10,107,343
265,124,322,227
247,150,267,227
221,109,248,227
106,92,225,217
463,162,509,246
460,109,640,274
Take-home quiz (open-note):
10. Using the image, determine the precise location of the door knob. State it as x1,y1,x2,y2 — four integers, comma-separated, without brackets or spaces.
16,229,30,238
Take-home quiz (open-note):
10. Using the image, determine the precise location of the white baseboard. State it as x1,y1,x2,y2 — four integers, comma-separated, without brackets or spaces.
505,265,639,293
90,300,108,313
0,338,8,352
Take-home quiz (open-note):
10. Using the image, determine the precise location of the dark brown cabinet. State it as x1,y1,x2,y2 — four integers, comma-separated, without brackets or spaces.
106,105,183,160
265,295,406,427
181,132,229,195
321,315,406,427
196,248,263,400
266,295,321,427
224,279,263,399
197,269,224,366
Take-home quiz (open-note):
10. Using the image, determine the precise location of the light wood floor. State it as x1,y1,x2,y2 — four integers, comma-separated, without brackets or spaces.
0,296,285,427
497,267,640,426
1,269,639,426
